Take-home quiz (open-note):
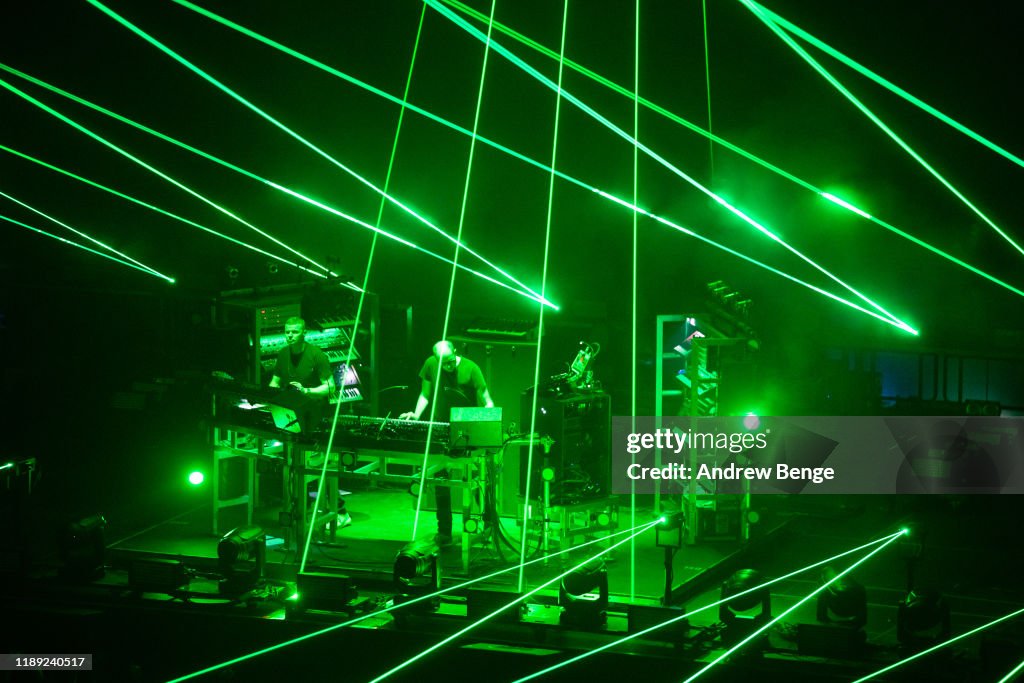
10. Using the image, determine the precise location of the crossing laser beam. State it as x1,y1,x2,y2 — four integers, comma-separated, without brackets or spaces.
0,213,170,280
167,521,656,682
436,0,1024,301
369,519,662,682
748,0,1024,170
87,0,550,309
514,529,905,682
0,75,334,278
0,190,174,282
0,144,327,280
683,529,906,682
0,63,552,308
424,0,916,333
739,0,1024,259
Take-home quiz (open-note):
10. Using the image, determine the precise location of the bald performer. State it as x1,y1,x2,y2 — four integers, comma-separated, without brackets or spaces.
401,340,494,544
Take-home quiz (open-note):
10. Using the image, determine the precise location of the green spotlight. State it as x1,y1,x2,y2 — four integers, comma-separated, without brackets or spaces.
821,192,872,219
901,526,911,537
188,471,204,486
740,0,1024,259
85,0,550,310
743,412,761,430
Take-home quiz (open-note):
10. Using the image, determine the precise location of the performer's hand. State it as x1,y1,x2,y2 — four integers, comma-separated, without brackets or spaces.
289,381,307,395
399,411,416,420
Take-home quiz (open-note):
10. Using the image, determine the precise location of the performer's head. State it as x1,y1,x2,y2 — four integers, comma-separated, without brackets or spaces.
433,340,458,372
284,317,307,349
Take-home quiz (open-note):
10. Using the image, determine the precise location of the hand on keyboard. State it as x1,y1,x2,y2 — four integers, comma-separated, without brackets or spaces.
399,412,417,420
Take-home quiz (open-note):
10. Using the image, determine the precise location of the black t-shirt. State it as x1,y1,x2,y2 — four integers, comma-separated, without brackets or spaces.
273,344,331,394
419,355,487,415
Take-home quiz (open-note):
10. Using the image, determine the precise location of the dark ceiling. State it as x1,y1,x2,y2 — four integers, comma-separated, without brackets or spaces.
2,0,1023,353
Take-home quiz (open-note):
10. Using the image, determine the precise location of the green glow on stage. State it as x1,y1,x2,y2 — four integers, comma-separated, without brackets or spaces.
852,605,1024,682
683,530,904,683
369,519,660,683
749,0,1024,170
0,213,170,280
821,192,872,219
0,144,327,280
167,522,650,682
0,190,174,282
86,0,550,310
740,0,1024,259
513,529,904,682
173,1,1021,322
425,0,917,334
0,75,335,280
187,471,204,486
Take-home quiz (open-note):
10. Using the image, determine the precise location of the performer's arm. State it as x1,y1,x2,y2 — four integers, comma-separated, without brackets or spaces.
269,374,281,388
401,379,431,419
481,387,494,408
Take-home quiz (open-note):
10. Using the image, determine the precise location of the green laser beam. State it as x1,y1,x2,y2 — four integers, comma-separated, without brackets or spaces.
413,0,498,542
304,2,428,574
167,0,974,329
630,0,640,602
119,4,920,329
519,0,568,594
0,75,334,278
821,192,872,219
701,0,714,183
513,529,904,682
439,0,1024,302
0,63,552,309
598,190,916,333
740,0,1024,259
169,0,921,331
749,0,1024,170
852,605,1024,682
425,0,915,333
168,521,654,682
89,0,550,309
998,657,1024,683
370,519,661,683
0,144,327,280
684,529,906,682
0,213,170,280
0,190,174,282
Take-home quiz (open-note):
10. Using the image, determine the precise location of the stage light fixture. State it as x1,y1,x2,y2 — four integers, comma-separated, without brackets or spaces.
898,589,951,647
393,541,441,616
188,471,204,486
217,525,265,594
559,560,609,628
719,568,772,646
816,566,867,630
656,510,685,549
58,515,107,582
